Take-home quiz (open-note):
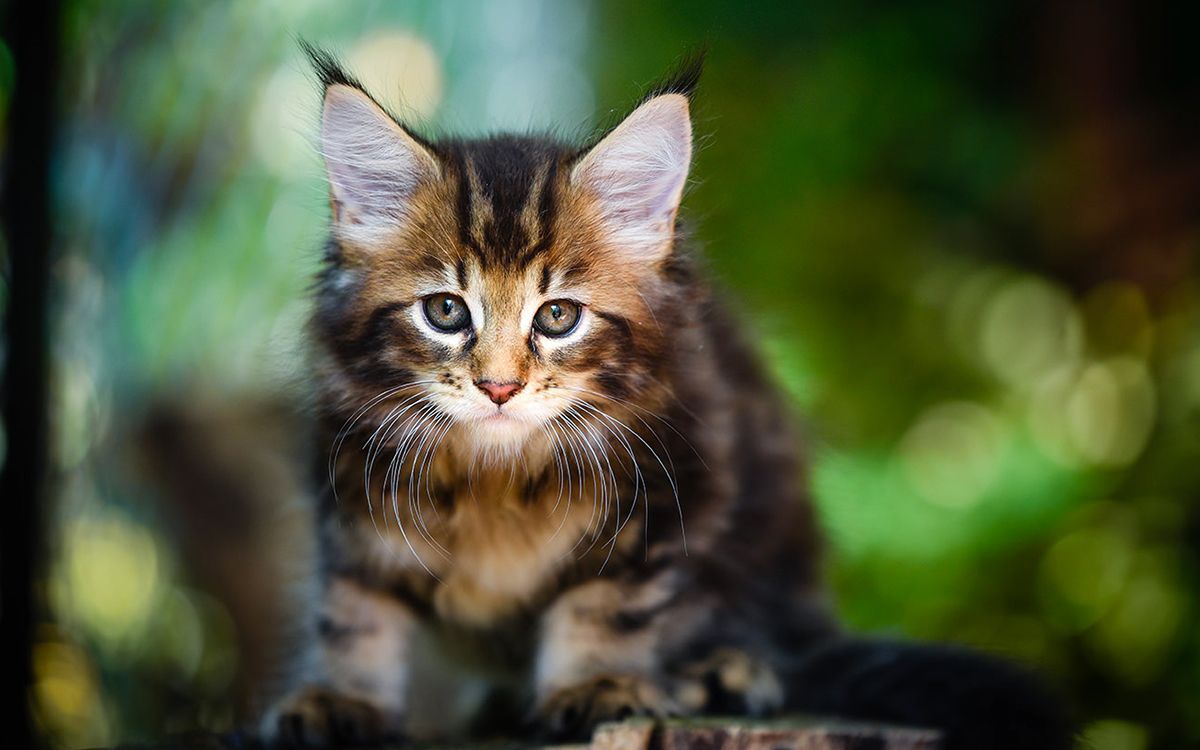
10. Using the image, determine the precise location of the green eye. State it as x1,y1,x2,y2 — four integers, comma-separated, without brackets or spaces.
533,299,581,337
422,293,471,332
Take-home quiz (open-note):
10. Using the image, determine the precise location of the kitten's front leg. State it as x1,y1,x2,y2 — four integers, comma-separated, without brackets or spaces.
261,575,415,747
532,573,713,740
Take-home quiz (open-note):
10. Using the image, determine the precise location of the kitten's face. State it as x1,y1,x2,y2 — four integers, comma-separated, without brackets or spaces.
314,83,692,458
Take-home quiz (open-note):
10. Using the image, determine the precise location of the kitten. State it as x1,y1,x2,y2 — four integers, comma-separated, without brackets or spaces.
260,45,1073,749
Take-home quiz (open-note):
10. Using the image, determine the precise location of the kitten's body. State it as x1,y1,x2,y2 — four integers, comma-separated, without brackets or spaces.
263,48,1072,749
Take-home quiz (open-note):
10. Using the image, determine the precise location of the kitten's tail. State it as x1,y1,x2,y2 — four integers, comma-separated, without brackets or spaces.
780,637,1077,750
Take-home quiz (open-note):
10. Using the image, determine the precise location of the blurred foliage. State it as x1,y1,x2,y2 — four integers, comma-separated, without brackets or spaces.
8,0,1200,748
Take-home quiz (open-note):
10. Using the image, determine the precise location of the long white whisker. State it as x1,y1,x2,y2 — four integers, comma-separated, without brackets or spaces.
384,405,442,580
363,393,433,502
364,394,435,534
557,409,612,559
329,382,436,502
422,415,458,526
356,395,439,572
561,385,708,471
409,412,452,559
562,408,621,562
540,422,567,516
552,415,596,558
566,386,683,479
543,419,576,546
567,398,687,555
566,399,647,570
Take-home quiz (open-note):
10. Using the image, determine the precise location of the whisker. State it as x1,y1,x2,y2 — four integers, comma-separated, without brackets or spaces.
358,397,439,573
363,394,434,534
420,417,456,524
551,414,597,558
540,423,567,516
328,381,436,502
384,405,443,579
363,393,433,502
556,408,614,560
563,386,687,480
562,407,621,561
409,412,452,559
543,419,576,545
560,385,708,471
567,398,688,556
566,400,648,570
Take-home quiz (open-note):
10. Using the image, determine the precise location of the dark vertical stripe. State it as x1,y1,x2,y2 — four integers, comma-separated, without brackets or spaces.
454,152,482,256
517,160,558,267
488,167,530,265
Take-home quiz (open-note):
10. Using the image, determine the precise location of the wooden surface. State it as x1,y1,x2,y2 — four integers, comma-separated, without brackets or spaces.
116,717,941,750
587,718,941,750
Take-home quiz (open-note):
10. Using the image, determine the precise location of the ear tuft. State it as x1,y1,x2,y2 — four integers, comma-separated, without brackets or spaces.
572,93,693,260
300,39,362,92
641,48,706,102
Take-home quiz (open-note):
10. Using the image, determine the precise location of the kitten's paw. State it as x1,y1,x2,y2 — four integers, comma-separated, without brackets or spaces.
535,675,678,741
683,647,784,716
260,686,398,748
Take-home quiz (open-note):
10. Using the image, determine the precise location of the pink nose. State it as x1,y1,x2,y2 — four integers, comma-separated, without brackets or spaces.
475,380,523,405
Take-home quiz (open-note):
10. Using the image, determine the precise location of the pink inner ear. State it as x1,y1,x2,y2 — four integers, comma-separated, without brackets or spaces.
615,164,688,229
321,85,433,229
573,94,693,258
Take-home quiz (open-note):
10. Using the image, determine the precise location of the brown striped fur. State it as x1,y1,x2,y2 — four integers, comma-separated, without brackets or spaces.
260,46,1072,750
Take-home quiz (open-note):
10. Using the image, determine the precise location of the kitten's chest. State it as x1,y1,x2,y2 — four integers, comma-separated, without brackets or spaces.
353,465,633,628
433,478,588,627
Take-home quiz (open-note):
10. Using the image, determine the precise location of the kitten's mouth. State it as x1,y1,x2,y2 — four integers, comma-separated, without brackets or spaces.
477,404,525,424
462,405,542,451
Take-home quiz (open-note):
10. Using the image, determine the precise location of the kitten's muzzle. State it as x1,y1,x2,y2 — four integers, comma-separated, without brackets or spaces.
475,379,524,405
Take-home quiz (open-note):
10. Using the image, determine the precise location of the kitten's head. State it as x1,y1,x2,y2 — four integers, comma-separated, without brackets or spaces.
309,46,700,459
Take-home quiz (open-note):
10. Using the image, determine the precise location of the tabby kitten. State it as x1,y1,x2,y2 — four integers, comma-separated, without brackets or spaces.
261,46,1073,749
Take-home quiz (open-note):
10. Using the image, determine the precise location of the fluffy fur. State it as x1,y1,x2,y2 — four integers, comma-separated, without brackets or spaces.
260,46,1074,749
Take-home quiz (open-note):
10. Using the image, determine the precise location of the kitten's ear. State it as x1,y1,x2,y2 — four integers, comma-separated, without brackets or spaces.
320,83,439,238
572,92,693,261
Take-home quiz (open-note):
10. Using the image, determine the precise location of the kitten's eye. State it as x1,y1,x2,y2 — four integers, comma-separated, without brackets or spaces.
533,299,581,337
422,293,471,332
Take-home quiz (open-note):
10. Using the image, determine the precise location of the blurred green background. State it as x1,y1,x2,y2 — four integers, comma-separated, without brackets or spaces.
7,1,1200,748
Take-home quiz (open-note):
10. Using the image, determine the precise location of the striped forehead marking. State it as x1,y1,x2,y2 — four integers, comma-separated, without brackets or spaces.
450,138,561,269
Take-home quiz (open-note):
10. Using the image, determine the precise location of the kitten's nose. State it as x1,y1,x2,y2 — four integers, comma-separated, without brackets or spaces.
475,379,524,406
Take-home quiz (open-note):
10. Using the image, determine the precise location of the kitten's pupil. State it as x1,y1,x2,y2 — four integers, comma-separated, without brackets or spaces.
442,298,456,316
